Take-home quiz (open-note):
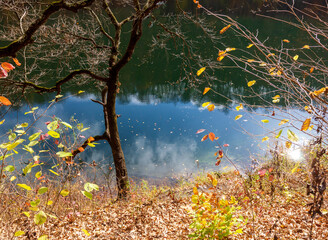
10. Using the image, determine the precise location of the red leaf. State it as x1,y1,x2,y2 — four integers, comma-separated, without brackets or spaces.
209,132,215,141
217,150,223,158
1,62,15,72
196,129,206,134
78,147,84,152
0,96,12,106
0,66,8,78
201,135,208,142
258,169,267,177
54,140,59,145
223,144,229,147
215,159,221,166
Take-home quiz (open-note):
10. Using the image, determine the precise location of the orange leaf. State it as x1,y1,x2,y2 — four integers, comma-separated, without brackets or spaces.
217,54,227,61
203,87,211,95
13,58,21,66
220,24,231,34
209,132,215,141
1,62,15,72
201,134,208,142
87,136,95,143
0,96,12,106
310,67,314,73
78,147,85,152
207,104,215,111
283,39,290,43
301,118,311,131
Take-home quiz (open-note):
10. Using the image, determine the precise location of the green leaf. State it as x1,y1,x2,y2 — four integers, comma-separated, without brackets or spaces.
17,184,32,191
77,123,83,131
61,122,72,129
15,130,26,135
16,122,28,128
14,230,25,236
35,171,42,179
34,211,47,225
22,211,30,217
8,133,16,141
56,151,73,158
48,130,60,138
7,139,25,150
5,165,14,172
81,191,93,200
55,94,63,99
49,169,59,176
80,127,90,132
60,189,69,197
23,145,34,154
30,199,40,207
38,235,49,240
287,129,299,142
23,162,34,175
29,132,41,142
38,187,48,195
84,183,99,192
47,121,59,131
275,129,283,138
28,140,39,147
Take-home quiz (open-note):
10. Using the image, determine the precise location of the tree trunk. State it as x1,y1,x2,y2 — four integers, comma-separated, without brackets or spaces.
103,73,129,199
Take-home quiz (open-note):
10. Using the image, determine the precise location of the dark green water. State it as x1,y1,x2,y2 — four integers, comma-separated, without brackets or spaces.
0,11,312,177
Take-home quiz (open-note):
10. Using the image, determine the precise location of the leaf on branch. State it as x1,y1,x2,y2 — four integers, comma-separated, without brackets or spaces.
226,47,236,52
0,96,12,106
272,95,280,100
217,54,227,61
279,119,289,126
275,129,283,138
202,102,210,107
312,87,326,96
197,67,206,76
301,118,311,131
293,55,299,61
310,67,314,73
235,115,242,120
261,119,269,123
247,59,255,63
0,66,8,78
247,80,256,87
208,132,215,141
203,87,211,95
220,24,231,34
236,103,243,111
1,62,14,72
302,45,310,49
285,141,292,149
201,135,208,142
196,129,206,134
287,129,299,142
283,39,290,43
13,58,21,66
262,136,269,142
247,44,254,48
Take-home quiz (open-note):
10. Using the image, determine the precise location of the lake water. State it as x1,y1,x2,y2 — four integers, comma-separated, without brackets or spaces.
0,10,312,177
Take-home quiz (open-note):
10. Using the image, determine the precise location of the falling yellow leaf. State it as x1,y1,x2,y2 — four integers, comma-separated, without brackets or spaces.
235,115,242,120
285,141,292,149
308,125,314,131
247,44,254,48
207,104,215,111
247,80,256,87
197,67,206,76
236,103,243,111
302,45,310,49
247,59,255,63
262,136,269,142
269,67,276,73
202,102,210,107
313,87,326,96
283,39,290,43
0,119,4,125
272,95,280,100
301,118,311,131
218,50,226,56
261,119,269,123
220,24,231,34
293,55,299,61
279,119,289,126
226,47,236,52
203,87,211,95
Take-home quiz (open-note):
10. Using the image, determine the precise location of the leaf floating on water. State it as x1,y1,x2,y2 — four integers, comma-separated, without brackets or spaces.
203,87,211,95
247,80,256,87
208,132,215,141
220,24,231,34
197,67,206,76
207,104,215,111
247,44,254,48
262,136,269,142
293,55,299,61
279,119,289,126
301,118,311,131
196,129,206,134
235,115,242,120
